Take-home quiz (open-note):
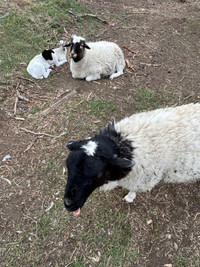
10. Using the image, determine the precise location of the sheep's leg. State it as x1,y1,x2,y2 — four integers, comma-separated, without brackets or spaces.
109,70,123,80
124,191,136,203
99,181,118,192
86,74,101,82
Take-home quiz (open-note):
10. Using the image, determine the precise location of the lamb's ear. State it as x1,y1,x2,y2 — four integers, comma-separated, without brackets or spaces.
42,49,54,60
113,157,135,169
84,43,91,49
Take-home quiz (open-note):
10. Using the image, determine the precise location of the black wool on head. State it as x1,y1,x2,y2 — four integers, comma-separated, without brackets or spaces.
42,49,54,60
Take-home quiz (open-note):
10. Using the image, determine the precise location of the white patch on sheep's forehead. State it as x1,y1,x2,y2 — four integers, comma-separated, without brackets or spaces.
81,141,98,156
72,35,85,43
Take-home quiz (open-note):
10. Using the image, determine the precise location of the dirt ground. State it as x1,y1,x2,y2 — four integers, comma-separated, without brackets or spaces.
0,0,200,266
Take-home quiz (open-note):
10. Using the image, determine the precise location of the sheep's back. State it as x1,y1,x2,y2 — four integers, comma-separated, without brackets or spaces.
115,103,200,190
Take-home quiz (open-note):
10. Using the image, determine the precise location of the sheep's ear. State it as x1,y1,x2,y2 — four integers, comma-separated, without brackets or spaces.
113,157,135,169
66,140,85,151
84,43,91,49
66,141,75,151
107,119,115,131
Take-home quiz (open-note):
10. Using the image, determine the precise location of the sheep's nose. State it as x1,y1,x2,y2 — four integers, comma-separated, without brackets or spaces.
64,197,72,206
70,52,77,59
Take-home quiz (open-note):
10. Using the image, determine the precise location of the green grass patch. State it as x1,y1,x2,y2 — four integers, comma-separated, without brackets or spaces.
135,88,178,111
0,0,90,82
83,98,116,118
187,18,200,32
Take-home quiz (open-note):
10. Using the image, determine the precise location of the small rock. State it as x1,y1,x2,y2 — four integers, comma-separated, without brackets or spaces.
174,242,178,250
2,154,11,162
147,219,153,225
166,234,172,239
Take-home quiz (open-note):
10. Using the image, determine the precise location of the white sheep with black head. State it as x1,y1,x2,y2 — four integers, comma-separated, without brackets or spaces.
66,35,125,82
64,103,200,216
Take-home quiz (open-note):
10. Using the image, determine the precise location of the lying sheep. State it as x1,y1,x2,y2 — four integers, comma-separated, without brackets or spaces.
64,103,200,216
66,35,125,81
27,40,67,79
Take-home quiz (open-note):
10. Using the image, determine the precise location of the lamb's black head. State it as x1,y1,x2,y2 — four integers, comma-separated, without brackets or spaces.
42,49,54,60
64,123,135,215
68,35,90,62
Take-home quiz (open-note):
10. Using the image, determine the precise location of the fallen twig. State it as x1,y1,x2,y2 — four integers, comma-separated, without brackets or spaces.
0,176,12,185
125,58,135,71
67,10,108,24
20,128,59,138
123,46,136,54
16,75,42,89
13,97,19,115
24,137,39,153
140,62,161,67
45,201,54,212
183,95,193,101
16,89,37,104
39,89,77,116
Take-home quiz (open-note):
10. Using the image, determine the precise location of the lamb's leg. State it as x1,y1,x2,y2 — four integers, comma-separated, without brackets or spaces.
99,181,118,192
86,74,101,82
56,59,67,66
124,191,136,203
109,70,123,80
43,69,52,78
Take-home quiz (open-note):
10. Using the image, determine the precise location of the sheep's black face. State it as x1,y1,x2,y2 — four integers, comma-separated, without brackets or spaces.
70,38,90,62
63,130,135,215
64,149,107,215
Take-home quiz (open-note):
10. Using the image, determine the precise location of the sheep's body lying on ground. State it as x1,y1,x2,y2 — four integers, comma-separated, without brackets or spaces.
64,103,200,215
27,41,67,79
67,35,125,81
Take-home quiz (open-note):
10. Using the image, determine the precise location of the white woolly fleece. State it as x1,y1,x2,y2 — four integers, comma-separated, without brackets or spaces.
70,39,125,81
103,103,200,197
72,35,85,43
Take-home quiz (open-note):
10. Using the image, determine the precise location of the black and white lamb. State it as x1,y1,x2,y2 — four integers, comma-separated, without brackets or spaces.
27,40,67,79
64,103,200,216
66,35,125,81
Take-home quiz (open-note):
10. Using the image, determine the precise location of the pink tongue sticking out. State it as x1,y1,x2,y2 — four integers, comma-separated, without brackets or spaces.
73,208,81,216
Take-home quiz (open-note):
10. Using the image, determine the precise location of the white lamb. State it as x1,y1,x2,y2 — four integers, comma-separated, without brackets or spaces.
66,35,125,82
64,103,200,215
27,40,67,79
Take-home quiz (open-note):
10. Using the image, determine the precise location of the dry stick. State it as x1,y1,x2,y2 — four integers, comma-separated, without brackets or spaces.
23,137,39,153
16,89,31,103
122,45,136,54
13,82,20,115
39,89,77,117
183,95,193,101
20,128,59,138
140,62,161,67
67,10,108,24
16,75,42,89
13,97,19,115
